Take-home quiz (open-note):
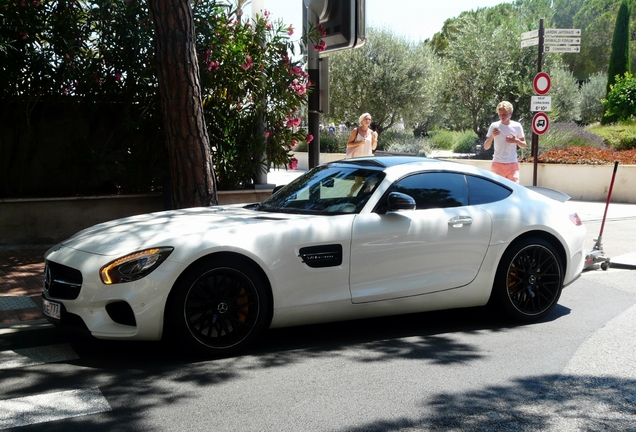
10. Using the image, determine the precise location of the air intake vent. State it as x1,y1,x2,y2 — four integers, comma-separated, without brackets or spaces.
299,244,343,268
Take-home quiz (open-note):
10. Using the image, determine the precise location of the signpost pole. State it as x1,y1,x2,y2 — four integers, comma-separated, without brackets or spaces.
531,19,545,186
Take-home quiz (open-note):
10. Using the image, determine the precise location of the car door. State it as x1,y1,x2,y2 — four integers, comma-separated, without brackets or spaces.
349,172,493,303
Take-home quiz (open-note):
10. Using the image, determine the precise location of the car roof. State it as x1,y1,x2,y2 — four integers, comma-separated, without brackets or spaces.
327,156,442,170
326,156,523,188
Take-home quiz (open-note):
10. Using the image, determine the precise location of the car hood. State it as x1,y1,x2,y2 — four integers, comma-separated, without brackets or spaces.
61,205,301,256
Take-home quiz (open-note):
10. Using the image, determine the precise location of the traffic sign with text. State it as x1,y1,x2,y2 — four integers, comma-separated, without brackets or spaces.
544,45,581,53
521,38,539,48
545,28,581,36
531,96,552,112
544,37,581,45
521,30,539,40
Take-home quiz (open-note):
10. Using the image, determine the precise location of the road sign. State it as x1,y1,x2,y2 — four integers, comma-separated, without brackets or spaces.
521,37,539,48
544,45,581,53
545,28,581,36
532,112,550,135
544,37,581,45
531,96,552,112
533,72,551,95
521,30,539,40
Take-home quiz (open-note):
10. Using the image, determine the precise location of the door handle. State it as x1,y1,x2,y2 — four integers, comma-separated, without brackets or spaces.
448,216,473,227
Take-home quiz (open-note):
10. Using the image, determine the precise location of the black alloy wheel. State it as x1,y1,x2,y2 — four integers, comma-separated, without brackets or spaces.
494,238,564,322
167,257,270,355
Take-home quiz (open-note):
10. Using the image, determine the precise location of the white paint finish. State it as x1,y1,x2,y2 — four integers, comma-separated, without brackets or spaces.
0,344,79,370
0,387,111,429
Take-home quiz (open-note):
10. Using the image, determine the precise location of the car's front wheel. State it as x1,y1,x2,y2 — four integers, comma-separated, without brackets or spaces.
492,238,564,322
166,257,271,356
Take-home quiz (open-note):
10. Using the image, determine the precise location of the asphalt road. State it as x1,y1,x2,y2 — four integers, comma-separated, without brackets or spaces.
1,264,635,432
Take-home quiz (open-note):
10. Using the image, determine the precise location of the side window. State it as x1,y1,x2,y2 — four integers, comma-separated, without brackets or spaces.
466,175,512,205
390,172,468,209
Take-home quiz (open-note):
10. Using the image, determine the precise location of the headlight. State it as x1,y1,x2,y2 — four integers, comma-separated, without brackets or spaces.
100,247,174,285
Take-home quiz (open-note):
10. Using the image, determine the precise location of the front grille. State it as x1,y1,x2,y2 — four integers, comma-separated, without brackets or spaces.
44,261,83,300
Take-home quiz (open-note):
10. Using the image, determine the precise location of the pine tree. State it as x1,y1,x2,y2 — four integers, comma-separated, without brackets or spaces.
606,0,632,95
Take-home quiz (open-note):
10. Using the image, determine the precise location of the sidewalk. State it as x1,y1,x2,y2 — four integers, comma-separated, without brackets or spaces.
2,192,635,330
0,245,50,327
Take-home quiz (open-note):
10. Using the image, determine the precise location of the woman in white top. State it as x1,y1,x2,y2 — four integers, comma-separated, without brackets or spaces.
346,113,378,158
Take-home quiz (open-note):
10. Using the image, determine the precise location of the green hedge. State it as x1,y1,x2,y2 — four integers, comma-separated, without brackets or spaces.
588,123,636,150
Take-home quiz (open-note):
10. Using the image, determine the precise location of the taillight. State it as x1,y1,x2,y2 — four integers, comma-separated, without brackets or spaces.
569,213,583,226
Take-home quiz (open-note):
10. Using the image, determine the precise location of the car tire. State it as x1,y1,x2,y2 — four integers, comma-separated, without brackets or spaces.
492,238,564,322
166,256,271,356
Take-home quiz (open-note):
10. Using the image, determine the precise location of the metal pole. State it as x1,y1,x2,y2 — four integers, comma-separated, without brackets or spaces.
532,18,544,186
253,0,269,186
306,6,321,169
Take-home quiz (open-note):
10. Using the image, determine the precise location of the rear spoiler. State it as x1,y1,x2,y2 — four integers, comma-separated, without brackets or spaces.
526,186,571,203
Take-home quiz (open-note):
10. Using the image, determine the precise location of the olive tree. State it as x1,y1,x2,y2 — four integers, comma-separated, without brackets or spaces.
579,71,608,124
325,27,432,134
440,12,522,137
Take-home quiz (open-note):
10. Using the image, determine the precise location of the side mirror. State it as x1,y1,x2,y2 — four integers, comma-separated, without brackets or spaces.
387,192,416,211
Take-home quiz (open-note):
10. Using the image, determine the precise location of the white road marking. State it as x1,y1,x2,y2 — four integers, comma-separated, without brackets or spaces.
0,344,79,370
0,387,111,429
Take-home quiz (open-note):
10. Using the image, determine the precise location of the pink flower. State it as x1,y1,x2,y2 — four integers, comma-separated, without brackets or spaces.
241,55,253,70
264,131,270,138
306,134,314,144
288,157,299,170
289,65,303,76
289,79,307,95
317,24,327,37
291,139,298,148
115,73,122,82
237,104,242,111
287,26,294,36
313,40,326,52
207,61,219,71
266,23,272,30
286,117,301,128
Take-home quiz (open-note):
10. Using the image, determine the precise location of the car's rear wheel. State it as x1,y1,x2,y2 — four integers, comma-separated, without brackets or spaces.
166,257,270,356
493,238,564,322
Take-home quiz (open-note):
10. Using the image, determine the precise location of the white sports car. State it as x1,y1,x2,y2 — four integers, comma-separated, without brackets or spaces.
43,156,587,356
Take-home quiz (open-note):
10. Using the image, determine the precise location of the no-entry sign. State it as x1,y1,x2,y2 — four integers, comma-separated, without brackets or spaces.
533,72,551,95
532,112,550,135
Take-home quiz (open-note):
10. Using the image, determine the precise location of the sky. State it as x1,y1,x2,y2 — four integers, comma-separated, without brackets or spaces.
249,0,514,43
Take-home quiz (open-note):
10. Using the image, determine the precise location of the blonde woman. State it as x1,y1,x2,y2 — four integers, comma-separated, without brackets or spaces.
346,113,378,158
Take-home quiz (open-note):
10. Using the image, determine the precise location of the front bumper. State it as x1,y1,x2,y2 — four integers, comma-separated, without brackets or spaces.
43,244,187,341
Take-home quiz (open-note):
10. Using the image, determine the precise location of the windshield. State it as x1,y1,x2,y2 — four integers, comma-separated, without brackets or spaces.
258,165,385,214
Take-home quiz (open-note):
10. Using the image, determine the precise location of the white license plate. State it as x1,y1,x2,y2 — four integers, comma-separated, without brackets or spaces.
43,298,61,320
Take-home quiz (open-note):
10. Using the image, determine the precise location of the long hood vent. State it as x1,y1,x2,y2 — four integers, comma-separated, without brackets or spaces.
299,244,343,268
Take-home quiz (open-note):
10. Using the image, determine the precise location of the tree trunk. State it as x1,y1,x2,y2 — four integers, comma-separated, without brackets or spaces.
147,0,217,208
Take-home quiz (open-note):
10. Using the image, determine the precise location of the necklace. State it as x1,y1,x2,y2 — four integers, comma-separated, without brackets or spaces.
358,128,368,137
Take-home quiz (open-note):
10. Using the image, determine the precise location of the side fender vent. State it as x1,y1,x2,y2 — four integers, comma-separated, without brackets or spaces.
299,244,343,268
